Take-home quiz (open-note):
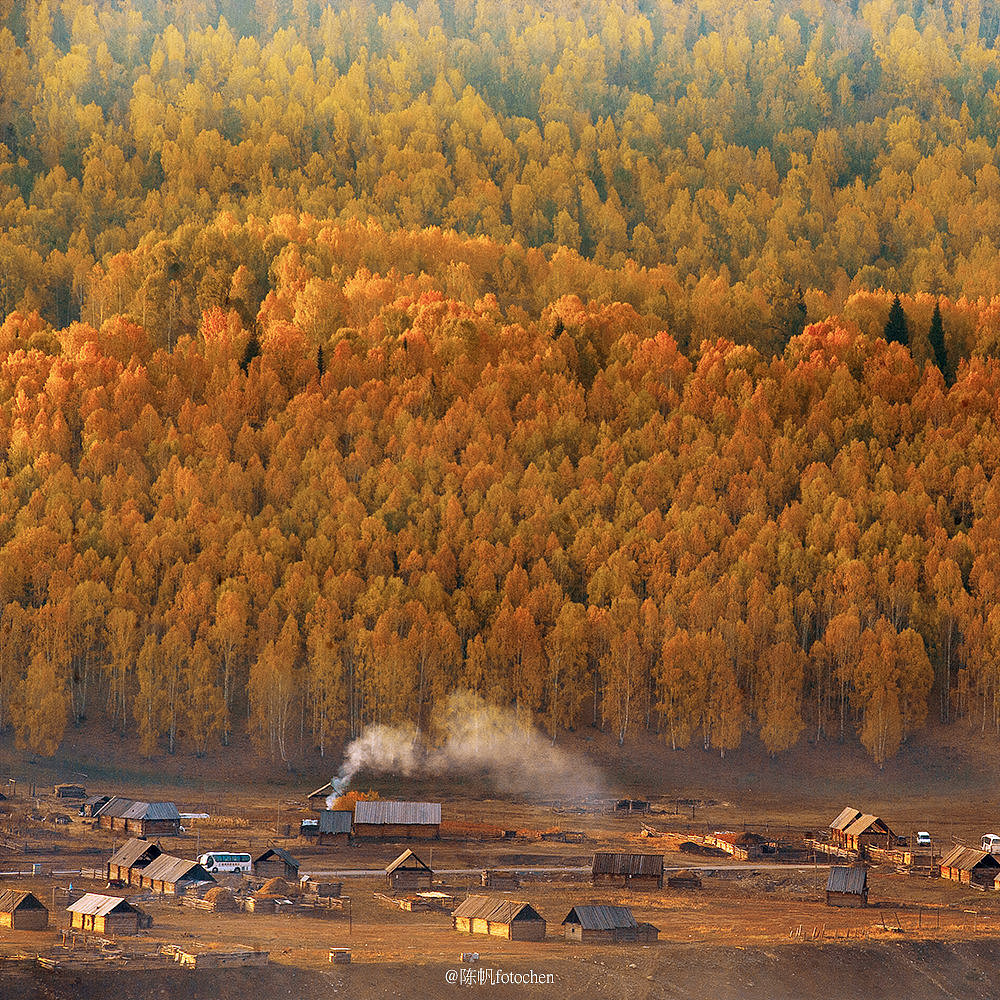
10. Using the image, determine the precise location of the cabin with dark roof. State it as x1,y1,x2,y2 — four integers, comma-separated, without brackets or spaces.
0,890,48,930
452,895,546,941
353,801,441,839
826,866,868,907
385,849,434,890
253,846,301,881
562,904,658,943
307,782,335,811
591,852,664,889
95,798,181,837
54,783,86,799
316,810,353,845
106,838,163,885
940,846,1000,886
79,795,111,818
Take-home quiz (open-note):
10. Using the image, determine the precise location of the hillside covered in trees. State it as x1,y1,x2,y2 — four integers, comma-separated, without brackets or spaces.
3,0,1000,765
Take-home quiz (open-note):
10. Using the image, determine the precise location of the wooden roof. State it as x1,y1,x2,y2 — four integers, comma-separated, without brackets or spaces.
842,814,893,838
0,890,46,913
452,894,543,923
253,845,300,870
354,801,441,825
826,866,868,894
385,849,433,875
562,904,638,931
591,852,663,876
67,894,139,917
307,782,333,799
318,810,353,834
829,806,862,832
940,846,1000,871
140,855,215,885
107,838,162,870
95,797,179,821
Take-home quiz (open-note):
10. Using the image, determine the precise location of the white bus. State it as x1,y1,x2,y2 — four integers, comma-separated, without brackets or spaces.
198,851,252,873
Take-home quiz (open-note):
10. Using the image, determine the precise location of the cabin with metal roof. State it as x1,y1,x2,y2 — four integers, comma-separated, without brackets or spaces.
106,838,163,885
252,846,301,881
138,855,215,895
95,797,181,838
353,801,441,839
561,904,658,943
79,795,111,818
940,846,1000,886
315,809,353,845
829,807,862,847
385,849,434,890
591,852,664,889
67,894,146,935
841,814,896,853
452,895,546,941
0,890,48,930
826,866,868,907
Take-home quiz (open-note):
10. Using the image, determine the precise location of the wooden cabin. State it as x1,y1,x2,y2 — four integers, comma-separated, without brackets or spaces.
826,866,868,907
385,849,433,889
106,838,163,885
138,855,215,895
253,846,301,881
709,831,773,860
67,894,145,935
841,814,896,853
591,852,664,889
0,890,48,930
79,795,111,818
940,846,1000,886
562,905,658,943
95,798,181,838
452,895,546,941
829,807,862,848
54,783,86,799
317,810,353,845
353,801,441,839
307,782,335,811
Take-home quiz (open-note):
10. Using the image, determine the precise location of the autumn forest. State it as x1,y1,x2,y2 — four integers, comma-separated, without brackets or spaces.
2,0,1000,766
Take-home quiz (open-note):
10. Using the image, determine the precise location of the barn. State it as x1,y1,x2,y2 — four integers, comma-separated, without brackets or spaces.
829,807,862,848
353,801,441,839
826,866,868,907
67,894,145,935
95,798,181,838
106,838,163,885
385,849,433,890
138,855,216,895
317,810,353,845
253,846,300,881
0,890,48,930
561,905,658,943
591,852,664,889
841,814,896,853
452,895,546,941
940,846,1000,886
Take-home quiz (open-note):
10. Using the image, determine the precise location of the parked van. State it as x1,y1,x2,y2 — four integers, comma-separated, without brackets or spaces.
915,831,931,847
981,834,1000,854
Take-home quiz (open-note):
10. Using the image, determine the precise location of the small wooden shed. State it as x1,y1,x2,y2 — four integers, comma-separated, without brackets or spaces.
385,849,433,889
354,801,441,839
829,807,862,848
307,782,335,811
253,846,301,881
826,866,868,907
106,838,163,885
0,890,49,930
562,905,658,943
452,895,546,941
940,846,1000,886
67,894,145,935
54,783,86,799
591,852,664,889
80,795,111,818
710,831,773,860
317,810,353,845
139,855,215,895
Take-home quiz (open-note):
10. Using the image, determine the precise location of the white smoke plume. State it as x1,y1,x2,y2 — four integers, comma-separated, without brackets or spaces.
325,690,604,804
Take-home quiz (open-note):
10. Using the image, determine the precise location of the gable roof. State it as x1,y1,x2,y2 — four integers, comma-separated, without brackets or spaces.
107,838,162,870
842,814,893,838
826,866,868,894
591,852,663,876
252,845,300,869
829,806,862,832
67,893,139,917
308,782,334,799
318,810,353,834
354,801,441,826
452,894,543,923
385,849,433,875
562,904,638,931
0,890,46,913
140,854,215,885
940,846,1000,871
95,797,179,822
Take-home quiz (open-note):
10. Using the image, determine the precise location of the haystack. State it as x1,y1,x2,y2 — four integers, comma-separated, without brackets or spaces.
202,886,239,912
256,877,292,899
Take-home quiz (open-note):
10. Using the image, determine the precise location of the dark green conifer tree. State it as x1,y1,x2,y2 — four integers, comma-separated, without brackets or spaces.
928,299,949,382
884,294,909,346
